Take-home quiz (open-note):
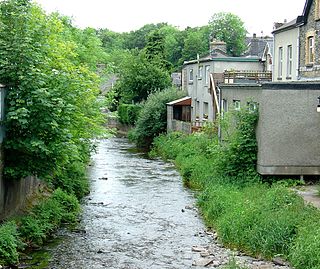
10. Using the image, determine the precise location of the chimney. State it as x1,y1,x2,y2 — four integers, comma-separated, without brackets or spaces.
210,39,227,55
273,22,284,30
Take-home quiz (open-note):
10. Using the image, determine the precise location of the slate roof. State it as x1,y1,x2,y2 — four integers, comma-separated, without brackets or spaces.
272,18,300,34
245,36,273,58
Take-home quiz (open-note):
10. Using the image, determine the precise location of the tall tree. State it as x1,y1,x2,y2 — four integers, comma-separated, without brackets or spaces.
0,0,104,181
209,12,247,56
115,51,171,104
181,26,210,64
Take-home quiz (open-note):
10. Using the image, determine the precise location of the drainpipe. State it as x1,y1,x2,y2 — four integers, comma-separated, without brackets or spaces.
296,27,300,80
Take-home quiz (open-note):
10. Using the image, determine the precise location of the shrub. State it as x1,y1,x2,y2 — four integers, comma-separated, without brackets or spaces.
117,103,142,125
130,87,186,149
0,222,21,265
18,189,80,247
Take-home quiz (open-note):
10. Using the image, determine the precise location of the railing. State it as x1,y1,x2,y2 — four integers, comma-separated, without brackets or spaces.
223,70,272,84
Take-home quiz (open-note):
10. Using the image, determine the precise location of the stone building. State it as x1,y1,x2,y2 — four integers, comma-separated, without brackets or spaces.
299,0,320,79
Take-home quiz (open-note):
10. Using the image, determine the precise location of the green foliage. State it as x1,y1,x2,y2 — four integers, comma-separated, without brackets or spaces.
18,189,80,247
0,222,21,265
289,217,320,269
181,26,210,63
221,107,259,180
0,0,104,181
129,87,186,149
114,51,171,103
223,257,248,269
209,12,247,56
117,104,142,125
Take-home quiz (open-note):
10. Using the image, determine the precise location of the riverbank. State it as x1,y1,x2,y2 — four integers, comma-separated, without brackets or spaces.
151,131,320,269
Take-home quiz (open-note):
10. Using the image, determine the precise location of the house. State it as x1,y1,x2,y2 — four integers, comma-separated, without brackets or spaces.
298,0,320,80
219,0,320,176
180,38,270,127
273,0,320,81
273,19,300,81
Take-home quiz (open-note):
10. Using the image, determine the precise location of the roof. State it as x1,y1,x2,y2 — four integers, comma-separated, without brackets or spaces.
272,18,300,34
245,37,273,58
301,0,312,23
167,96,191,106
183,55,260,66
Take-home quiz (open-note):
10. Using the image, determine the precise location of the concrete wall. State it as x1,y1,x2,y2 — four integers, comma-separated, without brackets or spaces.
257,82,320,175
0,142,41,220
273,27,299,81
220,82,320,176
0,175,41,220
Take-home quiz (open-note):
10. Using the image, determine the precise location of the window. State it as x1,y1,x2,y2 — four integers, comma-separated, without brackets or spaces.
278,47,283,79
307,36,315,64
233,100,241,111
189,69,194,83
205,65,210,84
198,66,203,79
287,45,293,78
247,101,258,112
222,99,228,118
203,102,208,119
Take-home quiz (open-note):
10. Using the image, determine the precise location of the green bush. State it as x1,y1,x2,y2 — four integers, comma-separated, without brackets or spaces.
130,87,186,149
0,222,21,265
117,104,142,125
18,189,80,247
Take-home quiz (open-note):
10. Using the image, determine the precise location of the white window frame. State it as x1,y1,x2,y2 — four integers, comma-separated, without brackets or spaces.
189,69,194,83
278,47,283,79
205,65,210,85
308,36,315,64
287,45,293,78
198,66,203,80
233,100,241,111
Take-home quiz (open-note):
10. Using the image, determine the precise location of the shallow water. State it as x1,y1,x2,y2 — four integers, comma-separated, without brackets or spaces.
30,138,211,269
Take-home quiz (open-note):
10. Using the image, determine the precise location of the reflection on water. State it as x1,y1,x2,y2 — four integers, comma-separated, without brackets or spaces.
30,138,211,269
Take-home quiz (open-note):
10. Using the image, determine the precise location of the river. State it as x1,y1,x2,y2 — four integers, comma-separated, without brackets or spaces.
25,138,291,269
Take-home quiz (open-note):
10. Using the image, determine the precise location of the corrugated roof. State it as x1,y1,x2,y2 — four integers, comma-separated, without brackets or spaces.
167,96,191,106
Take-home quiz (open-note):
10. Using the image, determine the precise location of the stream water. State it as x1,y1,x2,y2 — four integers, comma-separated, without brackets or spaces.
25,138,292,269
29,138,212,268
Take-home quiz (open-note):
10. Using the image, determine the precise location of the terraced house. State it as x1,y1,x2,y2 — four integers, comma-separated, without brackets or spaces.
220,0,320,176
168,0,320,177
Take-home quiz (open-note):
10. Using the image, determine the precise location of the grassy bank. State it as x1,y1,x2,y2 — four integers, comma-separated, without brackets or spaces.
151,122,320,268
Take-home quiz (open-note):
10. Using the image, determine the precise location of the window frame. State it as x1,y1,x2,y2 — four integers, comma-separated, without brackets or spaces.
233,100,241,111
278,47,283,79
205,65,210,85
286,45,293,79
198,66,203,80
189,69,194,83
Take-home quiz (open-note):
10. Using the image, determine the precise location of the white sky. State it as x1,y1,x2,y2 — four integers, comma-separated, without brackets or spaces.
33,0,305,36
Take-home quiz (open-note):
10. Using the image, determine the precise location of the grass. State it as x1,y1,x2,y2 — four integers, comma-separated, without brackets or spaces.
152,131,320,269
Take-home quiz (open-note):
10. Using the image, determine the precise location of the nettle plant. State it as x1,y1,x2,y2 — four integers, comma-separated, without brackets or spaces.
216,101,259,181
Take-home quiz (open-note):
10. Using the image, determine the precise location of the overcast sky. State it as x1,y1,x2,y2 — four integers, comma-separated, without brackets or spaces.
33,0,305,36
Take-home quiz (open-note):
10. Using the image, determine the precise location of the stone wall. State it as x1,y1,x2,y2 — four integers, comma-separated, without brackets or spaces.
299,0,320,79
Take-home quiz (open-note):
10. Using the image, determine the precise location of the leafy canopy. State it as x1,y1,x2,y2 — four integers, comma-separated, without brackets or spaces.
209,12,247,56
0,0,104,182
